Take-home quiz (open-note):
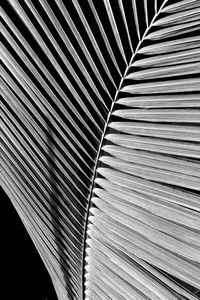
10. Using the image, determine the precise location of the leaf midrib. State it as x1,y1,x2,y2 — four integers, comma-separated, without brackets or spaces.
81,1,168,298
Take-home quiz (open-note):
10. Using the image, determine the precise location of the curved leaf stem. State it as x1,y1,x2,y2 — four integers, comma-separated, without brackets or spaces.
81,1,168,298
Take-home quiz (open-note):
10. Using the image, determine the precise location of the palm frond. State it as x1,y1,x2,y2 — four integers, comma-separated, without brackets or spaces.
1,0,200,300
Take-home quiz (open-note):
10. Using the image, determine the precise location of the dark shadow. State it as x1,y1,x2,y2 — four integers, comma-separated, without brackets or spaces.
153,265,200,298
2,187,58,300
46,118,75,300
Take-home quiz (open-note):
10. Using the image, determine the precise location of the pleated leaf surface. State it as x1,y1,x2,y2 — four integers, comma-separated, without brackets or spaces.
1,0,200,300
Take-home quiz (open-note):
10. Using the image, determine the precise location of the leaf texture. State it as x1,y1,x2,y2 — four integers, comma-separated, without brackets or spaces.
1,1,200,300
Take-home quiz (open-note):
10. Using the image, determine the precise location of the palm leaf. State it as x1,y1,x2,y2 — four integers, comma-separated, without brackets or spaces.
1,0,200,299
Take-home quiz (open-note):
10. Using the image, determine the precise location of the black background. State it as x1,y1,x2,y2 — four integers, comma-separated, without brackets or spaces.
2,187,58,300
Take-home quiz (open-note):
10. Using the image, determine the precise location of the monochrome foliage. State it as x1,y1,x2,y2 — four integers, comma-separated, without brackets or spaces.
1,1,200,299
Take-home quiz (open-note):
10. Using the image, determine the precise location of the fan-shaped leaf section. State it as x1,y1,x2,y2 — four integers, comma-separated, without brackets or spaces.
85,2,200,300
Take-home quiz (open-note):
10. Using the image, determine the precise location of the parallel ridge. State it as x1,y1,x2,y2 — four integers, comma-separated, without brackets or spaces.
86,1,200,299
0,1,113,300
1,0,200,300
1,0,151,299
